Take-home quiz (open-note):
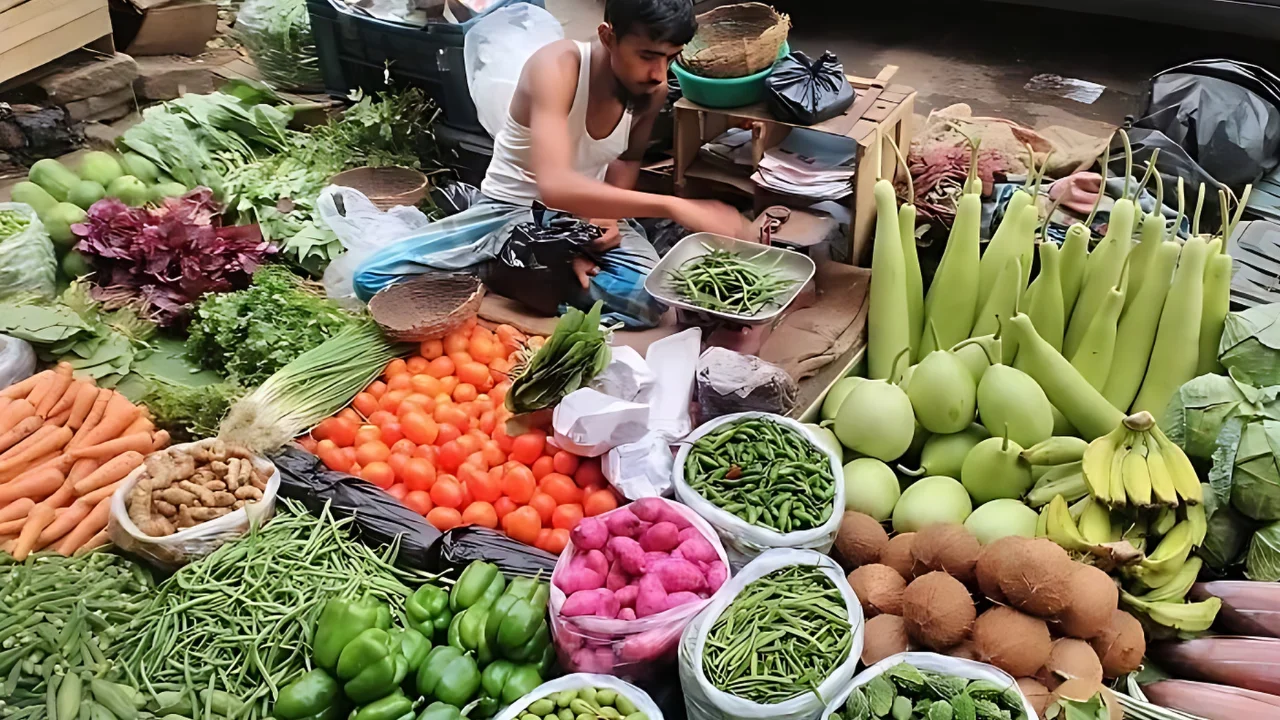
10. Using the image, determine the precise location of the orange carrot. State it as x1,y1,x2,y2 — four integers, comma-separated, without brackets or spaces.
0,497,33,522
0,397,10,413
0,399,35,434
34,476,75,511
55,496,110,556
46,380,87,420
0,425,58,462
24,374,57,413
72,451,143,496
0,468,65,505
68,458,98,483
12,503,55,560
0,518,24,534
55,362,73,377
0,415,42,454
1,371,52,400
68,389,112,449
73,530,110,555
0,426,72,473
35,374,73,418
66,383,99,430
69,433,155,461
36,497,94,548
121,415,154,437
0,451,58,483
78,479,123,506
75,394,140,449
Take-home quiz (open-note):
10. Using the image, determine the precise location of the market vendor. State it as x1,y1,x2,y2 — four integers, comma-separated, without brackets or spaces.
353,0,746,328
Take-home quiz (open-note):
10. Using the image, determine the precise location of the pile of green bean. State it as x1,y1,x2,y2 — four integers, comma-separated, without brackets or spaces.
669,248,795,316
684,418,836,533
701,566,852,704
0,209,30,239
115,500,443,720
0,551,154,720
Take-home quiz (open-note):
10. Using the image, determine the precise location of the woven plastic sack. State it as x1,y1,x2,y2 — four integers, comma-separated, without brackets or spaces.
493,674,663,720
549,498,729,681
108,439,281,570
678,549,864,720
824,653,1038,720
235,0,324,92
673,412,844,570
0,334,37,390
0,203,56,300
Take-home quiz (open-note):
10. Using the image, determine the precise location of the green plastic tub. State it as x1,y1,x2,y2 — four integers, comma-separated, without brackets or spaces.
671,42,790,109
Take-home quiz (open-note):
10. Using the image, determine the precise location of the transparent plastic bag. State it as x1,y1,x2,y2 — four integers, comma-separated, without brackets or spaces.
235,0,324,92
108,439,282,570
318,186,432,308
493,674,663,720
464,3,563,138
549,498,730,681
0,203,56,300
678,549,864,720
826,652,1038,720
673,412,844,570
0,334,37,389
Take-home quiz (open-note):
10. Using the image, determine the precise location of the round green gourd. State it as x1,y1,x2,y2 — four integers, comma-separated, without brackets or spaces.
960,434,1033,504
10,181,58,217
78,151,124,187
821,376,863,421
67,180,106,210
892,475,972,533
834,379,915,462
976,364,1053,448
963,498,1039,544
842,457,901,521
907,341,976,434
904,424,989,479
106,175,149,207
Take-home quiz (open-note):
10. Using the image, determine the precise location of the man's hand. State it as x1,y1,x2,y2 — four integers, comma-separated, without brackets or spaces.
572,256,600,290
669,198,748,239
587,219,622,253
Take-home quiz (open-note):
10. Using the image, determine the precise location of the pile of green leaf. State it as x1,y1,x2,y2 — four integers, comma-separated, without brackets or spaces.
830,664,1031,720
506,301,611,413
186,265,361,388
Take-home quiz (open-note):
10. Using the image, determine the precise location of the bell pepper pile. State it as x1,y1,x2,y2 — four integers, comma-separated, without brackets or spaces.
272,560,552,720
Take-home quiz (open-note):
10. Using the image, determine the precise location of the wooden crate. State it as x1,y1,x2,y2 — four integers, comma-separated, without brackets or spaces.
1,0,113,85
673,65,915,264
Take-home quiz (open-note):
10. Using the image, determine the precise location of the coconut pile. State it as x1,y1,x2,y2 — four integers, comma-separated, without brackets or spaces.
836,512,1145,719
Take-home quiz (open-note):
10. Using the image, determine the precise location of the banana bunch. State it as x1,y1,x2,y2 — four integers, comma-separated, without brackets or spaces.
1118,504,1214,631
1037,494,1118,555
1023,437,1089,507
1082,411,1202,508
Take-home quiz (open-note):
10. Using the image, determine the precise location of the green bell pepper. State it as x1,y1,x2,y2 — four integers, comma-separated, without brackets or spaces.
479,660,543,706
485,578,550,653
416,646,481,708
450,561,505,612
505,622,550,664
336,628,402,704
313,597,389,671
406,585,453,639
274,669,341,720
449,606,494,665
351,692,414,720
391,628,432,671
417,702,465,720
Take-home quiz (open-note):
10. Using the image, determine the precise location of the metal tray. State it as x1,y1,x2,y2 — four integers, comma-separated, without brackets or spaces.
644,232,817,325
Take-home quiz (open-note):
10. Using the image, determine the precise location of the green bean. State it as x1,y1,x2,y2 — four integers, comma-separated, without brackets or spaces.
670,248,796,316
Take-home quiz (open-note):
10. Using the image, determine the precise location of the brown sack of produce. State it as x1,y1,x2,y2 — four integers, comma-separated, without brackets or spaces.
1149,636,1280,696
1190,581,1280,637
1142,679,1280,720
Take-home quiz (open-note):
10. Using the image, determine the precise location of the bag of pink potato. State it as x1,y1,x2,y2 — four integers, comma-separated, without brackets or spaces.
548,496,731,681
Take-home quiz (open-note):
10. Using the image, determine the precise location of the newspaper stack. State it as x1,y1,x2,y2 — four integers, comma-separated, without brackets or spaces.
751,128,856,200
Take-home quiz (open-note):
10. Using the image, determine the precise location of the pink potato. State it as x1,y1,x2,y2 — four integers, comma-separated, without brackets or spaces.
607,536,647,575
635,574,668,618
605,508,643,537
561,588,621,618
639,522,680,552
605,560,629,591
644,551,671,567
583,549,608,578
651,558,707,593
570,646,615,674
706,560,727,592
678,527,703,544
615,584,639,608
664,591,702,611
570,516,608,550
630,497,666,523
618,607,637,621
675,535,718,564
555,556,604,594
618,628,676,663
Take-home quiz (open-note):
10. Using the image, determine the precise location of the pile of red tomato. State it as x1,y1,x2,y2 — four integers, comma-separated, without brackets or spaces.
299,320,618,554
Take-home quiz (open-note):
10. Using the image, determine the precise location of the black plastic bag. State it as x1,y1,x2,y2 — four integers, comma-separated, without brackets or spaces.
766,51,855,126
482,203,602,315
431,182,487,216
427,527,559,578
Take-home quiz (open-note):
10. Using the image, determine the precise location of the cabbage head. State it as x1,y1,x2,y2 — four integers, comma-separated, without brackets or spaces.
1220,304,1280,387
1230,419,1280,522
1163,374,1259,459
1198,482,1256,569
1246,521,1280,581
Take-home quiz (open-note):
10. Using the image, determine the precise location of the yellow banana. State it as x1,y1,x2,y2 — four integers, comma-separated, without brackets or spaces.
1037,504,1050,538
1047,494,1096,554
1069,495,1093,522
1133,556,1203,603
1151,506,1177,536
1145,434,1179,506
1027,467,1089,507
1129,520,1194,588
1022,436,1090,466
1078,498,1114,545
1150,423,1203,503
1122,593,1222,632
1184,502,1207,547
1109,432,1130,508
1083,424,1124,504
1122,440,1153,507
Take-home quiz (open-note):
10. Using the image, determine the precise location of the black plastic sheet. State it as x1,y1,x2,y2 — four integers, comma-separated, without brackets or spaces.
765,51,855,126
431,181,486,216
483,203,603,315
427,526,558,578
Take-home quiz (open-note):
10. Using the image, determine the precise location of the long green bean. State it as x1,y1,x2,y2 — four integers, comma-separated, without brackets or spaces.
702,566,852,704
670,247,795,316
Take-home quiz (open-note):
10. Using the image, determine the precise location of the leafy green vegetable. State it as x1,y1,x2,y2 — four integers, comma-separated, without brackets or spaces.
1219,304,1280,387
1246,521,1280,581
1199,481,1256,570
834,665,1028,720
1162,374,1280,459
186,265,360,387
298,88,440,171
143,379,242,442
866,676,895,717
1231,419,1280,521
507,301,612,413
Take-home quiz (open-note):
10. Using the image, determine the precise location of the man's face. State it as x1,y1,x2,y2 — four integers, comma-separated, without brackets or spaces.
599,24,682,101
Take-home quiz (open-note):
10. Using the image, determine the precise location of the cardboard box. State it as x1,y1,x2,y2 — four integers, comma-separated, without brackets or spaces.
109,0,216,56
0,0,114,85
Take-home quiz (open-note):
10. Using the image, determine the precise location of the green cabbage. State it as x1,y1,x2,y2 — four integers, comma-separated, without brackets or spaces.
1231,419,1280,521
1198,482,1256,570
1163,374,1258,459
1220,304,1280,386
1246,521,1280,581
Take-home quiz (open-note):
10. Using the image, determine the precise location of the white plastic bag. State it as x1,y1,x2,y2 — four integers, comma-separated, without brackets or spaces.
644,329,700,442
108,439,282,570
493,674,663,720
549,498,729,681
678,549,864,720
464,3,563,138
318,186,432,308
604,432,674,500
826,652,1038,720
0,334,37,389
673,412,845,569
0,203,56,300
588,346,655,404
552,388,650,457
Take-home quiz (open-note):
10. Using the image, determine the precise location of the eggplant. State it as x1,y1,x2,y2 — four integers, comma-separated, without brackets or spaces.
1142,679,1280,719
1149,636,1280,695
1191,581,1280,637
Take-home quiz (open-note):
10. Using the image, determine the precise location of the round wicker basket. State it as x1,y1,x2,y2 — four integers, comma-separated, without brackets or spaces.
679,3,791,79
328,166,429,211
368,272,485,342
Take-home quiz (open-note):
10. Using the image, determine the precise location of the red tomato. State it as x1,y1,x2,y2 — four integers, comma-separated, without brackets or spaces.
366,381,388,399
387,373,412,391
386,483,408,501
426,356,455,379
437,441,466,473
403,458,437,492
431,477,465,509
540,473,583,505
323,418,358,447
502,506,541,545
480,441,505,468
510,431,546,466
385,358,408,377
355,424,382,446
367,410,396,428
355,441,391,466
552,451,580,476
413,444,438,463
543,529,569,554
528,491,556,525
379,390,408,414
502,466,536,504
298,435,318,453
386,452,410,481
427,507,463,531
492,423,515,453
361,461,395,489
406,356,429,374
390,439,417,456
465,467,503,503
583,488,618,516
420,339,443,360
461,502,498,528
402,413,439,446
380,423,404,446
434,423,462,446
403,490,433,515
494,496,517,521
574,458,605,488
531,456,555,481
551,503,584,530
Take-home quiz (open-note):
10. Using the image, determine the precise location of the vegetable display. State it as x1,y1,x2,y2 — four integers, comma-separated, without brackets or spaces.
668,247,796,317
682,417,835,533
123,440,269,536
701,565,851,704
829,662,1033,720
506,303,611,415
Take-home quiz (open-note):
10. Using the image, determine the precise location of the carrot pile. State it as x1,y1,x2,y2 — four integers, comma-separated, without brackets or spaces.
0,363,169,559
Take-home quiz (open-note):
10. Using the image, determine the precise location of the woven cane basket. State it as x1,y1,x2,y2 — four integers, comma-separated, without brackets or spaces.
678,3,790,79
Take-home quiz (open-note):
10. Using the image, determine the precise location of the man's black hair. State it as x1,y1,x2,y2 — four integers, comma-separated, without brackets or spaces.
604,0,697,46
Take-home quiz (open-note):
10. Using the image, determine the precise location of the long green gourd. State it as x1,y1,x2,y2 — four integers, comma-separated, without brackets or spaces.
1132,236,1210,415
1103,241,1180,411
919,191,981,358
1059,223,1090,319
1124,162,1164,313
1005,313,1124,440
978,194,1034,309
867,176,909,382
1065,198,1135,358
1198,249,1233,376
972,257,1022,339
1025,242,1064,351
1069,264,1127,391
900,205,923,364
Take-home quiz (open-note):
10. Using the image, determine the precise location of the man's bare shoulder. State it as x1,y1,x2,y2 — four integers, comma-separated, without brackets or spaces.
523,39,582,80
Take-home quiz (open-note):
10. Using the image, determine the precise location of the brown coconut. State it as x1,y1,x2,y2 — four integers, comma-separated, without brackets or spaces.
848,563,906,617
975,535,1027,603
1016,677,1051,719
834,511,889,569
862,614,910,665
901,571,976,650
1038,638,1104,691
947,640,982,662
1054,564,1119,639
911,523,981,585
972,606,1053,677
997,538,1074,617
1090,609,1145,678
880,532,918,581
